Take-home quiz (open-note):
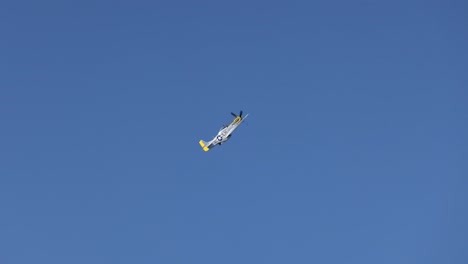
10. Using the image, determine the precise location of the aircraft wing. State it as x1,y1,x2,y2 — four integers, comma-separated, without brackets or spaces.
241,114,249,121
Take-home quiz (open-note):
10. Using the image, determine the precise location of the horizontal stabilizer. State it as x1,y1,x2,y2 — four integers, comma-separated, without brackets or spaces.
199,140,211,152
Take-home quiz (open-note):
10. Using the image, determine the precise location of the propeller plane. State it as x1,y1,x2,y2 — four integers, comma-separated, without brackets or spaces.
199,110,249,152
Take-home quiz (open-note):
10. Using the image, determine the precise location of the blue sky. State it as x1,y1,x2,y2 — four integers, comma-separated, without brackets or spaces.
1,0,467,263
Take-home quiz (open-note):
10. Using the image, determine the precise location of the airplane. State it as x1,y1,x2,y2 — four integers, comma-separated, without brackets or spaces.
199,110,249,152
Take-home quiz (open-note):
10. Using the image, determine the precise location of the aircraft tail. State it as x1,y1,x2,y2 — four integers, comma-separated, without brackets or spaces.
199,140,211,152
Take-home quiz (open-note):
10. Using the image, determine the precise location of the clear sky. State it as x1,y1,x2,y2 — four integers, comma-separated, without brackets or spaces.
1,0,467,263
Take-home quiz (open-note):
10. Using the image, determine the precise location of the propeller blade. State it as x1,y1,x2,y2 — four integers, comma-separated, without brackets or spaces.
239,110,243,117
231,112,237,117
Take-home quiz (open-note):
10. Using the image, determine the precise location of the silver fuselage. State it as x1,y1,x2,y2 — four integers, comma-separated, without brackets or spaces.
199,113,248,151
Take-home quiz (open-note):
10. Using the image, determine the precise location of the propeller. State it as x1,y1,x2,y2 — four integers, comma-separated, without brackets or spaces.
231,110,243,118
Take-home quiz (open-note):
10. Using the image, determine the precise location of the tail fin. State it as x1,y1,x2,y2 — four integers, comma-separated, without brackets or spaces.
199,140,211,152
